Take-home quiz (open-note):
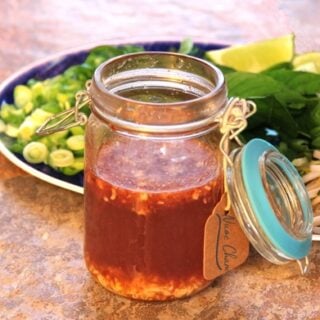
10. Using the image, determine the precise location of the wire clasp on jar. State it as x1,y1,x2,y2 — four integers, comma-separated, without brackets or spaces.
218,97,256,211
36,81,91,136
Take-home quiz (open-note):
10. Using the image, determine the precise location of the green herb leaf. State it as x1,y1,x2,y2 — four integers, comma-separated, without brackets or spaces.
225,72,282,98
248,97,299,138
293,102,320,133
273,90,308,110
265,69,320,95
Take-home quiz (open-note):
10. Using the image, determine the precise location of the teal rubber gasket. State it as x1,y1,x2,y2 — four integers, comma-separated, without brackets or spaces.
241,138,312,259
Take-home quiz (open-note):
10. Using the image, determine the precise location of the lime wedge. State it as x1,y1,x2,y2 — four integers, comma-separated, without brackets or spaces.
205,34,294,73
293,52,320,73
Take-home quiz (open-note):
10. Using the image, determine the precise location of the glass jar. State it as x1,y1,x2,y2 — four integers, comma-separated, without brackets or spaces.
37,50,313,302
84,52,229,301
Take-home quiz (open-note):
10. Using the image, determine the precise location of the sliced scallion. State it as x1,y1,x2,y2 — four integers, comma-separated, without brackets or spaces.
23,141,48,164
49,149,74,167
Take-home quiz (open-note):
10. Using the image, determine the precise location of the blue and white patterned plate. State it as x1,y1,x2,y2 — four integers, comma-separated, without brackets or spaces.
0,41,225,194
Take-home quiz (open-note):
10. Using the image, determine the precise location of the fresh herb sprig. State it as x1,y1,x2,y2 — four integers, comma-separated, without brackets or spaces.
224,66,320,160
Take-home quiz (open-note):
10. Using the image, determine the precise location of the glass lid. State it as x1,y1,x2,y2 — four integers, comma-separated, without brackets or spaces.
226,138,313,274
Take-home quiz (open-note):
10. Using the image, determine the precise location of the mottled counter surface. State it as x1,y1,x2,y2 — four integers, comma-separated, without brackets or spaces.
1,1,320,319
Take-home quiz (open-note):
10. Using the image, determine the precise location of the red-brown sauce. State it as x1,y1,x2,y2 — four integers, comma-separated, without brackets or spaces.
84,137,223,300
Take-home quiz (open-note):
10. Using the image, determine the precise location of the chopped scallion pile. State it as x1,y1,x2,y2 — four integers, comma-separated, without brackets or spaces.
0,44,143,175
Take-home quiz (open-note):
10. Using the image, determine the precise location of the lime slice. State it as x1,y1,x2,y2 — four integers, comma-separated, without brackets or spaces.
293,52,320,73
205,34,294,73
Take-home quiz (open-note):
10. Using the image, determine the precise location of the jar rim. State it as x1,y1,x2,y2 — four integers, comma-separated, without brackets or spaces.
89,51,228,136
92,51,226,107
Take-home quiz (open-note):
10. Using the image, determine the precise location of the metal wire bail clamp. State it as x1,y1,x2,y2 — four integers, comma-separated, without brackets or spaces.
36,81,91,136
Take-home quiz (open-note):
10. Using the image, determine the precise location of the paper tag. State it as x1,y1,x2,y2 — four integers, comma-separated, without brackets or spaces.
203,193,249,280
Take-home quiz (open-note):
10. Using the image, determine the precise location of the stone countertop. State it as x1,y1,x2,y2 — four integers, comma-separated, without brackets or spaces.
1,1,320,319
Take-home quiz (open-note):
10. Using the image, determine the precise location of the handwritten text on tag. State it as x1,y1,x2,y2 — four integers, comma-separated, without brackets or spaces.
203,193,249,280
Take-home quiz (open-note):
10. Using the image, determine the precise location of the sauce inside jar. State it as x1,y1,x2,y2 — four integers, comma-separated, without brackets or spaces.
84,87,223,300
84,136,223,300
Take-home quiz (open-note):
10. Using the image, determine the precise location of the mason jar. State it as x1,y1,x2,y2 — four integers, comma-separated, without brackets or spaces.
37,51,313,302
83,52,233,301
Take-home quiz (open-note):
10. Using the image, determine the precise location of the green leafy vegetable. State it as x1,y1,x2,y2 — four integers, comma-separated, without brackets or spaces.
226,72,282,97
264,69,320,95
224,65,320,160
246,97,299,138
